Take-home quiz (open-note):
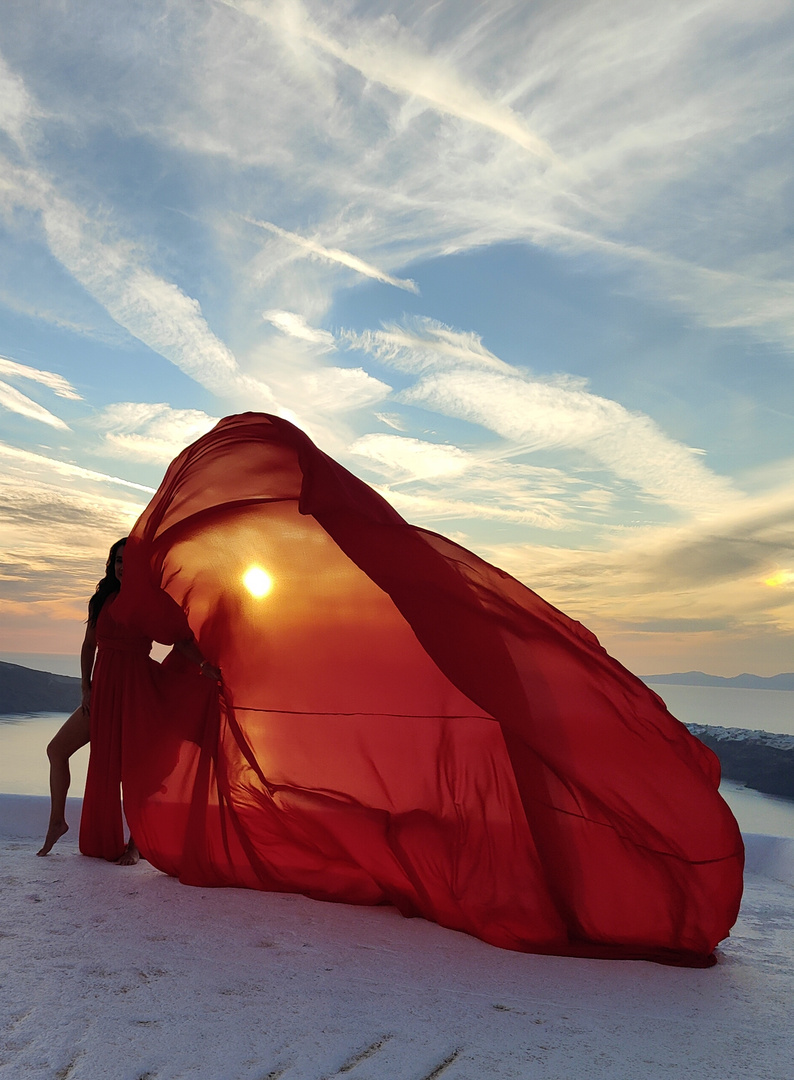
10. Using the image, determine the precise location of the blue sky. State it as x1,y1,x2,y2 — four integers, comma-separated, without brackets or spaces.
0,0,793,675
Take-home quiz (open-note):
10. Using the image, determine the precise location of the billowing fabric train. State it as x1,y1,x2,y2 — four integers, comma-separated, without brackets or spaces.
90,413,742,966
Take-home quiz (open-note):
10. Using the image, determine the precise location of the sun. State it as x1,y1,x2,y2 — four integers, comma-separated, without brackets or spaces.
764,570,794,588
242,565,273,598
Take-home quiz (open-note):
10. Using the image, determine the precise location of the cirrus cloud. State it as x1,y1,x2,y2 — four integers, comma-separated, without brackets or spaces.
347,318,737,515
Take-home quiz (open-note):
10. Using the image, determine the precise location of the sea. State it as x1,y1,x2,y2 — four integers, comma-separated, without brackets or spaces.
1,683,793,838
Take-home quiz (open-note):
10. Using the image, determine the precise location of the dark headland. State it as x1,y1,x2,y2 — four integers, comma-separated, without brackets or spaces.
0,660,80,715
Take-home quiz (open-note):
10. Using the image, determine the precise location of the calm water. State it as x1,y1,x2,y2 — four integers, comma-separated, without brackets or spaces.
0,714,89,797
646,683,794,736
2,689,793,839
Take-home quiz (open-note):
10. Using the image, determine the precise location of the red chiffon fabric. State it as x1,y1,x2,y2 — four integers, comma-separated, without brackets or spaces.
105,412,742,966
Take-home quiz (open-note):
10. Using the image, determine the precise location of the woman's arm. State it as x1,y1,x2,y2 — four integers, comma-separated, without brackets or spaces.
80,623,97,714
173,635,221,682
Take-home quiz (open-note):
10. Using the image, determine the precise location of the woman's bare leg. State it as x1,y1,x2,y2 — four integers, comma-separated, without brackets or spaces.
37,706,90,855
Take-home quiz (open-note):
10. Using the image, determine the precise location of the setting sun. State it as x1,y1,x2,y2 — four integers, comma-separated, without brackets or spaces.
242,565,273,598
764,570,794,588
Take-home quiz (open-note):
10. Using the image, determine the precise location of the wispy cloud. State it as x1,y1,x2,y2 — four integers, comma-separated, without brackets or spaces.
0,380,69,430
0,290,109,339
8,1,789,355
294,366,391,413
351,433,471,481
89,402,219,464
374,412,407,432
0,470,144,535
0,442,149,615
478,479,794,634
13,1,787,354
0,441,155,494
0,485,143,640
403,369,736,514
0,52,41,150
631,488,794,595
344,321,513,375
349,432,604,532
227,0,559,163
264,310,335,349
39,192,278,406
217,0,794,352
347,319,737,514
0,355,82,400
0,148,278,410
374,487,570,529
247,218,419,293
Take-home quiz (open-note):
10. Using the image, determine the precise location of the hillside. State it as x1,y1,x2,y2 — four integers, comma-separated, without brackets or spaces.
644,671,794,690
0,660,80,715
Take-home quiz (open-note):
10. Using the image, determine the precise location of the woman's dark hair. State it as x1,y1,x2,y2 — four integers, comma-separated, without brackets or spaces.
87,537,127,627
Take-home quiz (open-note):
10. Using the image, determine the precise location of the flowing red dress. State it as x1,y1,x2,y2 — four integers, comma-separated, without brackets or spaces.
105,412,742,966
78,592,208,861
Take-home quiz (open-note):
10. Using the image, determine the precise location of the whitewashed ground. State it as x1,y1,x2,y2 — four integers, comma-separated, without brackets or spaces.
1,811,792,1080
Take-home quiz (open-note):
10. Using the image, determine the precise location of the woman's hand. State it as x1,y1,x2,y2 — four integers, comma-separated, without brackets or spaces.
199,660,222,682
81,686,91,714
173,634,221,682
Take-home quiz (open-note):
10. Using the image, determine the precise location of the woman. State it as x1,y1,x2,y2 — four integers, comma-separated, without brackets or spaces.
37,537,220,862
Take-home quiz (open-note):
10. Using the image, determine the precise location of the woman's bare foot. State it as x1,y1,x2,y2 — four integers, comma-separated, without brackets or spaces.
37,819,69,856
116,838,140,866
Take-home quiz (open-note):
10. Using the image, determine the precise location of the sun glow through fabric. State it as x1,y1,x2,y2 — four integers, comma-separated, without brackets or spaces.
242,566,273,598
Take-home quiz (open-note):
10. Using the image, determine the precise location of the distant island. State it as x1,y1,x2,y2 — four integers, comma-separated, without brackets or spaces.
643,671,794,690
0,660,80,715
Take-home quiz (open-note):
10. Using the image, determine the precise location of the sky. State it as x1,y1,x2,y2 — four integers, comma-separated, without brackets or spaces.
0,0,793,676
